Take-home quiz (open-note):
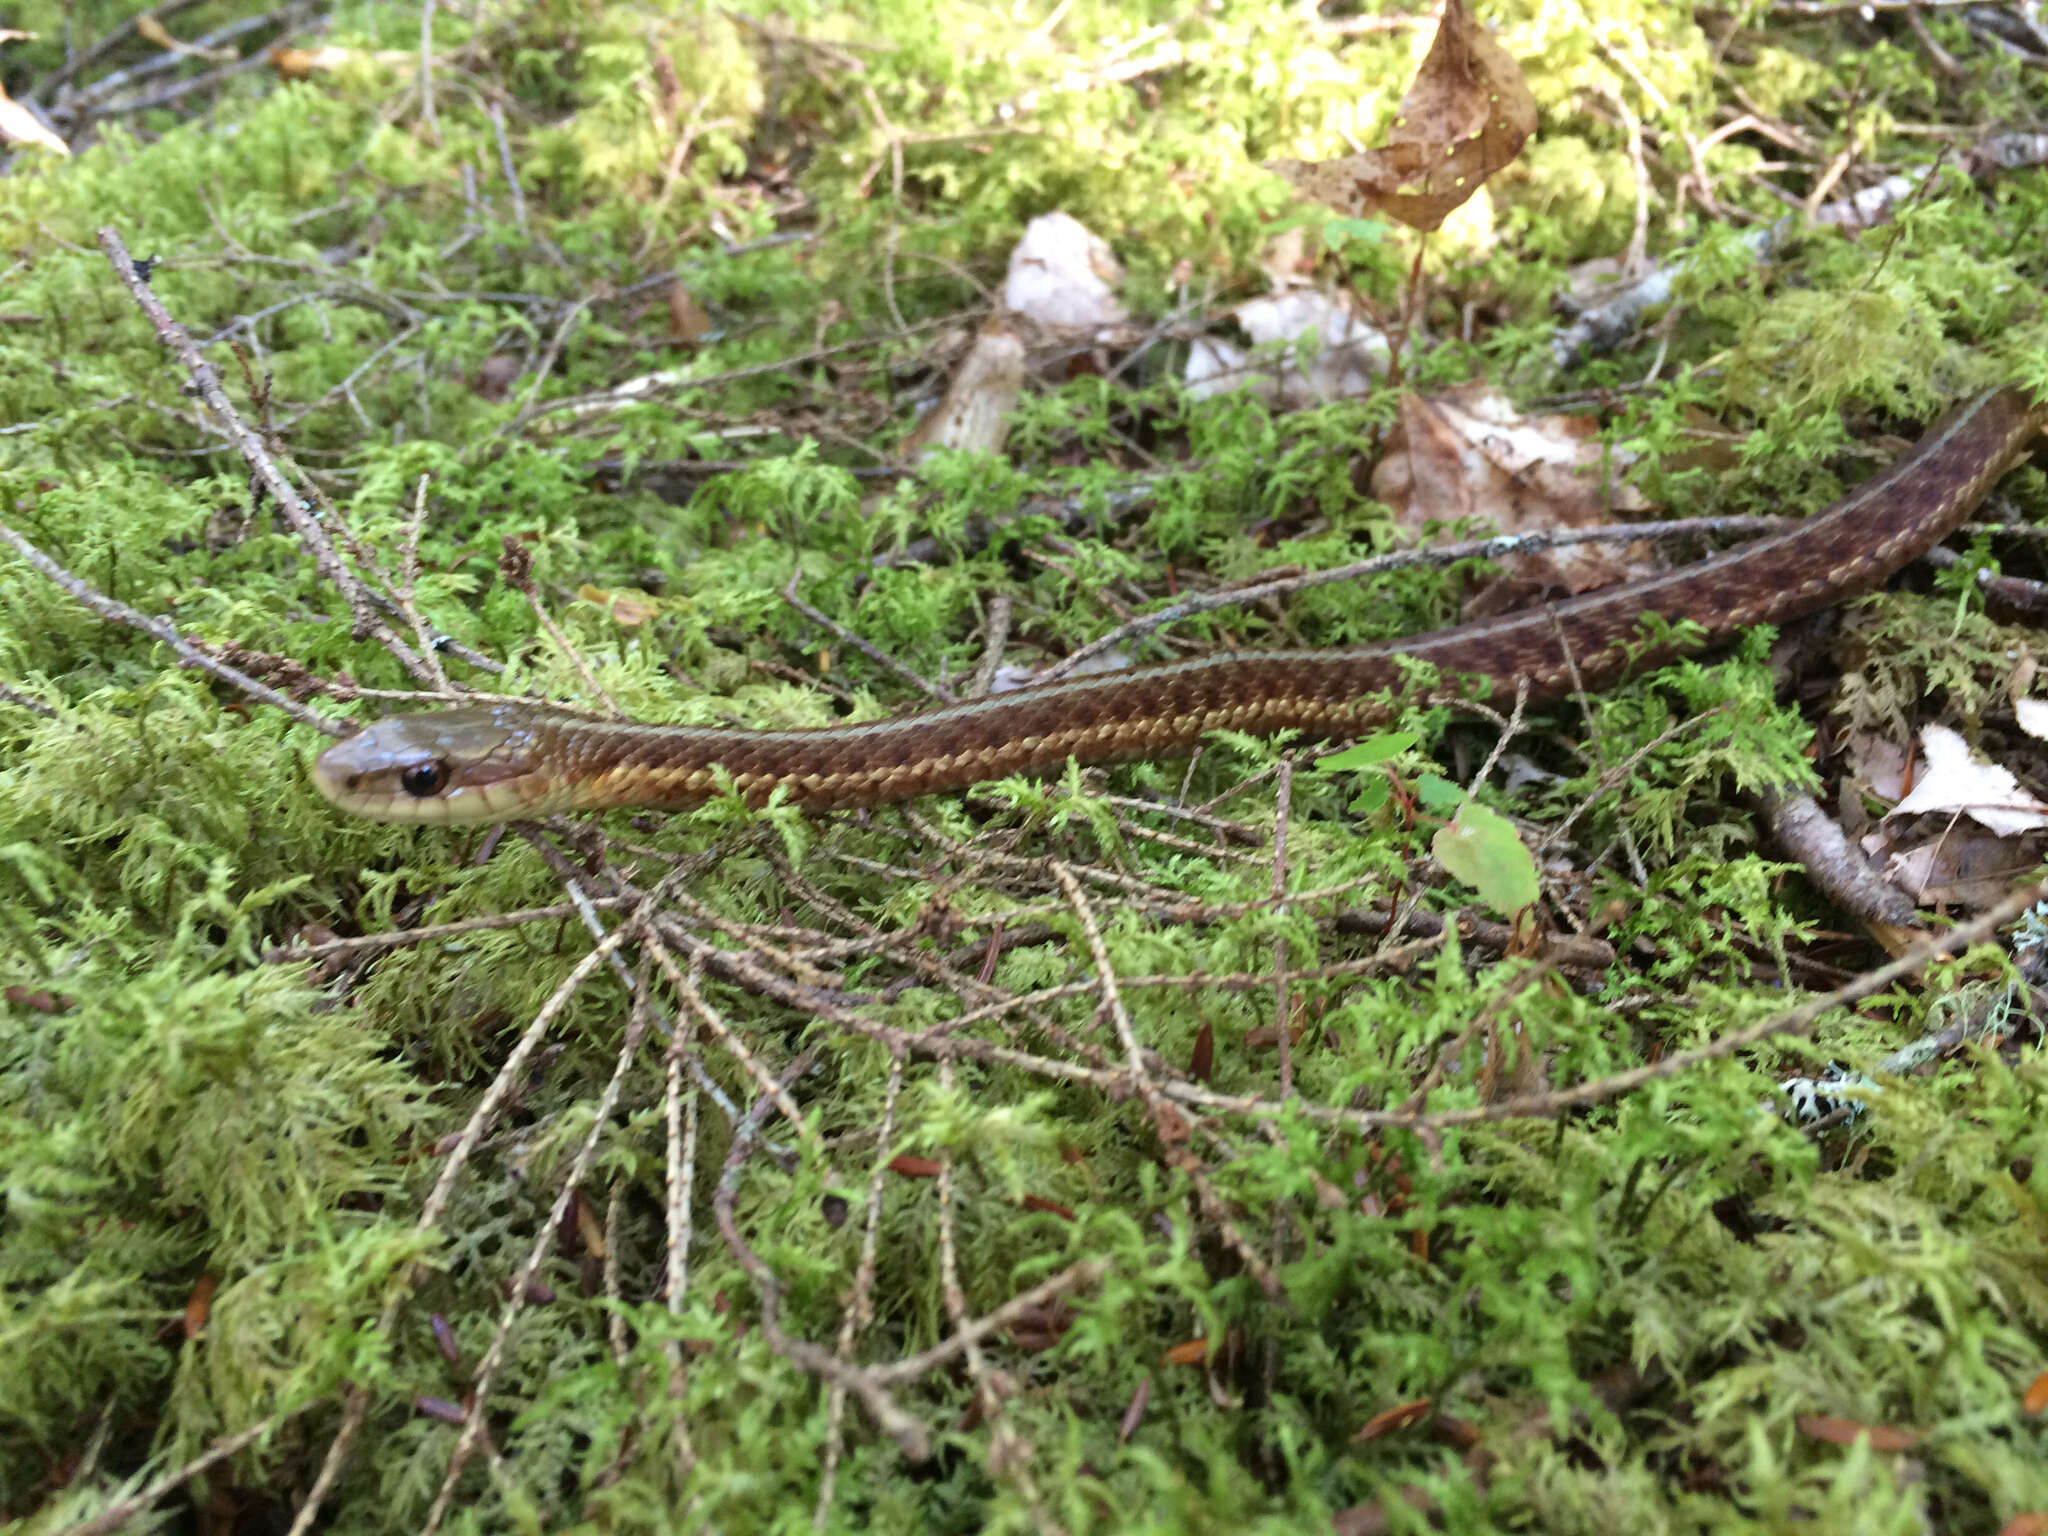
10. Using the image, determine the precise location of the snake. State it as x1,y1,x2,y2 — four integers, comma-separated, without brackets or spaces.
313,386,2044,825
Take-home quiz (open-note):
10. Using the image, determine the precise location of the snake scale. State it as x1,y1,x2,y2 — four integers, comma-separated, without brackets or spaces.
313,386,2044,824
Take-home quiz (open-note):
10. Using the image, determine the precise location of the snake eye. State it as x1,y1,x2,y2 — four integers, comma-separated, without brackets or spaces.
400,760,449,798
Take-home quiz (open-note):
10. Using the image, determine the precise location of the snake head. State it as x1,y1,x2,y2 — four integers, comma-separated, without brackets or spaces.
312,708,553,824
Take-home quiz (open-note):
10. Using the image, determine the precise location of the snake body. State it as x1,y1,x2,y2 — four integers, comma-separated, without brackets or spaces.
313,387,2044,824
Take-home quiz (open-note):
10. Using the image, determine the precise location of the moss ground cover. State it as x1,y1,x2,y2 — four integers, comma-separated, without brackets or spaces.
2,1,2047,1530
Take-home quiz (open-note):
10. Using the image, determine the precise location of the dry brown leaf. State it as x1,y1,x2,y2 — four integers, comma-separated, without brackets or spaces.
1997,1516,2048,1536
1268,0,1536,232
1371,385,1655,613
137,12,237,61
2024,1370,2048,1415
0,82,67,156
576,585,658,626
269,44,414,80
666,279,712,343
887,1154,943,1179
1353,1397,1433,1442
1163,1338,1210,1366
183,1275,217,1339
1795,1414,1920,1452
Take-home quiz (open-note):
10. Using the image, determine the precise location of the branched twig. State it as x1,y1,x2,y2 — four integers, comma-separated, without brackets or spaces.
0,518,346,736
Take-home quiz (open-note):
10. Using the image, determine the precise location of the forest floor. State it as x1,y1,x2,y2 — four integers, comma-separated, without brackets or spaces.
3,0,2048,1531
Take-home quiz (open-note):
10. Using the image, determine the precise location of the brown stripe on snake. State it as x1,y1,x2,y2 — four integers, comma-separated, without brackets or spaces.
313,387,2046,824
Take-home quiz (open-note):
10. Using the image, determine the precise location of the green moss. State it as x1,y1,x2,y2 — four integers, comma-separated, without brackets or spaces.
4,0,2048,1528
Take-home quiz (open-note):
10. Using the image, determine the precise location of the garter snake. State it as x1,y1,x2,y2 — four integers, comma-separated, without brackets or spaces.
313,386,2044,825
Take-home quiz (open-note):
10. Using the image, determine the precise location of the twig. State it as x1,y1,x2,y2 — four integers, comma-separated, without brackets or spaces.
1050,862,1285,1300
53,1411,291,1536
711,1056,933,1461
421,943,664,1533
95,226,439,684
1178,879,2048,1134
0,518,345,736
783,569,956,703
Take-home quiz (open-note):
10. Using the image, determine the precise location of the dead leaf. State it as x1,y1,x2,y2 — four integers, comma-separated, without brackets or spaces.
902,316,1026,461
1118,1374,1151,1446
1184,290,1389,407
1371,385,1656,611
1003,212,1128,335
2001,1516,2048,1536
1869,824,2045,912
1845,730,1911,804
1189,1020,1214,1083
572,1191,606,1258
1019,1193,1074,1220
1795,1414,1919,1452
1354,1397,1433,1442
1243,1022,1306,1050
0,82,67,156
4,985,74,1014
2015,697,2048,742
183,1275,217,1339
575,585,658,626
1889,724,2048,836
1163,1338,1210,1366
268,44,414,80
887,1154,943,1179
666,279,712,343
1268,0,1536,232
137,13,237,61
2024,1370,2048,1415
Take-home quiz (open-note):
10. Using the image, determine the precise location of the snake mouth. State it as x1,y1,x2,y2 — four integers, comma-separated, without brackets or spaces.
311,709,554,824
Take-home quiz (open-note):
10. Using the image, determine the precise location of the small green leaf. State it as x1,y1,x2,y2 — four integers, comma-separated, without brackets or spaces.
1323,215,1387,249
1313,732,1419,773
1432,801,1540,916
1348,776,1391,817
1416,774,1465,811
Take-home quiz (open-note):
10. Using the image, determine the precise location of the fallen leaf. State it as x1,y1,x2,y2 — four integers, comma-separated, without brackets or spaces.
1003,212,1128,335
2024,1369,2048,1415
4,985,74,1014
1354,1397,1433,1442
666,279,712,343
887,1154,943,1179
1268,0,1536,233
1189,1020,1214,1083
183,1275,217,1339
572,1190,606,1258
1999,1515,2048,1536
137,12,237,61
1844,730,1911,804
2015,697,2048,741
1243,1022,1307,1050
1795,1414,1919,1452
1184,290,1389,407
0,81,67,156
1118,1374,1151,1446
269,44,414,79
1164,1338,1209,1366
576,585,658,626
1372,385,1656,608
1019,1193,1074,1220
1890,724,2048,835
